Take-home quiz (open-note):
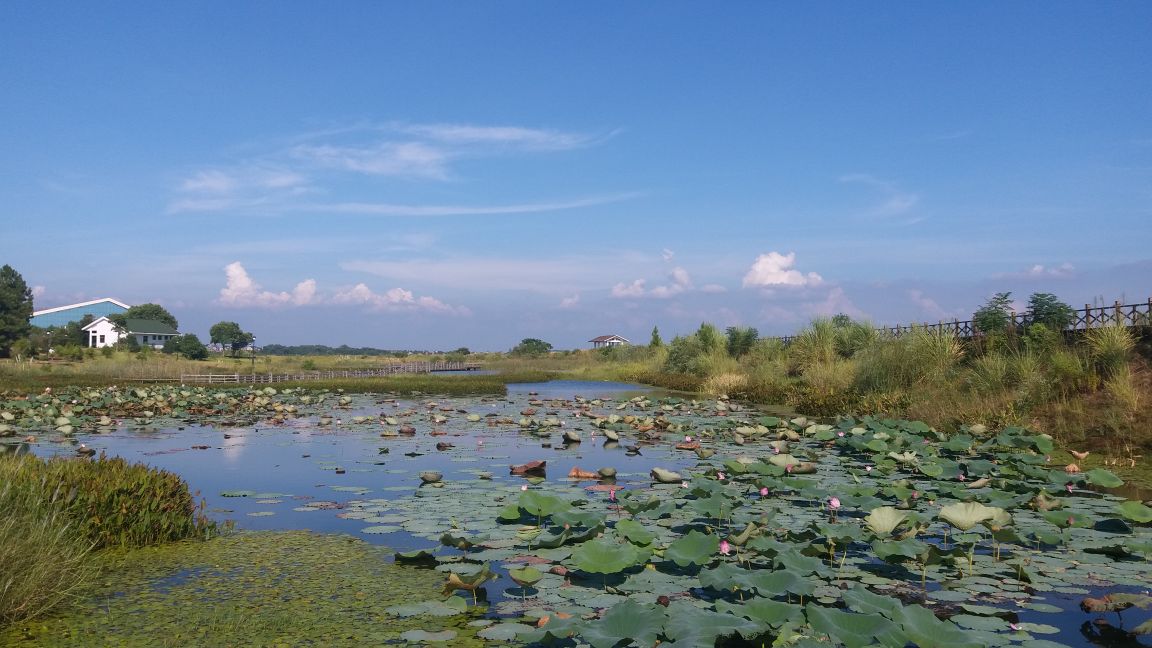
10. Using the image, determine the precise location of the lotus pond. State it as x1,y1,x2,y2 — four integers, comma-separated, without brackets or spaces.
3,380,1152,647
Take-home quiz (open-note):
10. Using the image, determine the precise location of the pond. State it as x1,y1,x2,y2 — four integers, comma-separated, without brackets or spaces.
12,381,1152,647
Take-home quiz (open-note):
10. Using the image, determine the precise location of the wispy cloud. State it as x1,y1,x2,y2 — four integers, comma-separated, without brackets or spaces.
742,252,823,289
342,253,650,294
330,283,469,315
290,193,641,217
169,122,621,215
558,294,580,309
992,262,1076,279
838,173,921,222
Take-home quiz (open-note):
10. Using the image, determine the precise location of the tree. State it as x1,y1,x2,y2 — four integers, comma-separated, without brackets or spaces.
110,303,179,331
209,321,254,356
163,334,208,360
0,265,34,358
510,338,553,357
725,326,759,358
972,292,1014,334
649,326,663,348
1027,293,1075,330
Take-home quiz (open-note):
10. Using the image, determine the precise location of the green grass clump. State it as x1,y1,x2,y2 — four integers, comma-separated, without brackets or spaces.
0,453,217,550
1087,325,1135,377
0,479,95,625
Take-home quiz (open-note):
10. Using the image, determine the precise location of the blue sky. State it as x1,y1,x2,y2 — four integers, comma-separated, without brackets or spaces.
2,3,1149,350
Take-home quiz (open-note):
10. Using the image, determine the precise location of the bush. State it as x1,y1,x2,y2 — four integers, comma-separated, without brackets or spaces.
973,292,1014,334
1086,325,1135,377
0,453,217,549
0,477,94,624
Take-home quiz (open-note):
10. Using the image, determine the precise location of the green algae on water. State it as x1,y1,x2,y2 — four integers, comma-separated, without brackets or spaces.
4,531,485,647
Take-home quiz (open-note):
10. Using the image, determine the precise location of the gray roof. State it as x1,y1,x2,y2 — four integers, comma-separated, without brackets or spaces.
125,319,179,335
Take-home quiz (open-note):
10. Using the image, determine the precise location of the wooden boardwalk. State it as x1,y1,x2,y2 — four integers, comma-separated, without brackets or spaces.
771,297,1152,345
179,361,482,385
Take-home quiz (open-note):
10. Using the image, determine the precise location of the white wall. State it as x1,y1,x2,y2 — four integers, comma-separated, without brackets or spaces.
85,319,122,348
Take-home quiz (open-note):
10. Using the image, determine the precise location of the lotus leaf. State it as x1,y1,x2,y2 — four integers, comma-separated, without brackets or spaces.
650,467,682,483
519,491,570,518
441,562,495,597
616,519,655,546
477,623,534,641
805,604,891,648
715,599,802,626
842,585,902,617
865,507,909,536
665,529,719,568
746,569,816,597
1084,468,1124,488
508,566,544,587
894,603,983,648
577,598,666,648
660,601,762,647
938,502,1002,531
1117,500,1152,523
571,538,647,575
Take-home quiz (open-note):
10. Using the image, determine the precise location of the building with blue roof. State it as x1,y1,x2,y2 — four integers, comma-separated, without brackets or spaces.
30,298,130,329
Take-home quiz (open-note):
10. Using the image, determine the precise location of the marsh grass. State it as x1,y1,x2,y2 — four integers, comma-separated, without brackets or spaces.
1087,325,1136,377
0,479,95,625
0,453,217,549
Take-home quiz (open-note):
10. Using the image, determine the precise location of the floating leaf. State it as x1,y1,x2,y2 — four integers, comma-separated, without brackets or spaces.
571,538,647,575
1116,500,1152,523
665,530,719,568
578,599,666,648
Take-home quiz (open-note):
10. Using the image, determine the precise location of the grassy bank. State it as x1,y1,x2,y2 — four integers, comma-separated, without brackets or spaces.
0,452,218,625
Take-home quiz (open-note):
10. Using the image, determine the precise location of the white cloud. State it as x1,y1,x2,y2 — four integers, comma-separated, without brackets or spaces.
559,294,580,309
991,262,1076,280
611,279,647,298
612,266,692,299
742,252,823,288
217,262,465,315
661,248,675,262
398,123,597,150
31,285,46,299
344,251,652,294
803,287,866,319
330,283,468,315
169,122,622,215
907,289,949,320
218,262,318,308
699,284,728,294
290,193,640,217
291,142,450,179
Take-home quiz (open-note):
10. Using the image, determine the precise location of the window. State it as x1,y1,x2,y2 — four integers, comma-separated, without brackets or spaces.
99,335,105,343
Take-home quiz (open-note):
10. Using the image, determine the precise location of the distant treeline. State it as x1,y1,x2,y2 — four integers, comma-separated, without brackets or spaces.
260,344,431,357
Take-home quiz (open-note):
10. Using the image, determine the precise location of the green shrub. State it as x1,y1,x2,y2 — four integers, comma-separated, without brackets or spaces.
0,453,217,549
1086,325,1135,377
853,329,960,392
0,478,94,624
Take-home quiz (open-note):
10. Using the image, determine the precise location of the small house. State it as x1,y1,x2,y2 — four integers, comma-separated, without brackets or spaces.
82,317,180,349
589,334,630,349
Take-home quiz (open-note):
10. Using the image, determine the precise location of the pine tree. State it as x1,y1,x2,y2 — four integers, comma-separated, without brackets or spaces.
0,265,34,358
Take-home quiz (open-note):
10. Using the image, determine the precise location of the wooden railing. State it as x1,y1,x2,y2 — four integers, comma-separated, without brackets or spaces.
179,362,482,384
771,298,1151,345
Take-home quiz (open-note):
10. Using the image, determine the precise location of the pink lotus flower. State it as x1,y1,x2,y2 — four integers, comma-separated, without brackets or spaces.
684,435,693,442
828,497,841,510
719,540,731,555
772,447,781,454
521,484,529,491
1066,483,1074,493
912,491,920,499
958,475,967,482
837,431,845,437
759,487,769,497
609,489,617,502
865,466,872,472
717,471,726,480
1009,623,1020,631
681,481,689,488
785,465,794,473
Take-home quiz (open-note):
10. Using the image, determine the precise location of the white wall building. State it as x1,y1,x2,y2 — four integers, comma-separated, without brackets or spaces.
82,317,180,349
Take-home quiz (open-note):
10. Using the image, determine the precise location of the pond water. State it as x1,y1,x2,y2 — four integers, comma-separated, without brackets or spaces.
20,381,1152,647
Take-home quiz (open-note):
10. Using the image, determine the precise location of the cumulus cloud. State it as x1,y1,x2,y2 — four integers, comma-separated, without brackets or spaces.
559,294,580,309
611,279,647,298
742,252,823,288
331,283,468,315
612,266,692,299
218,262,318,308
217,262,464,315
